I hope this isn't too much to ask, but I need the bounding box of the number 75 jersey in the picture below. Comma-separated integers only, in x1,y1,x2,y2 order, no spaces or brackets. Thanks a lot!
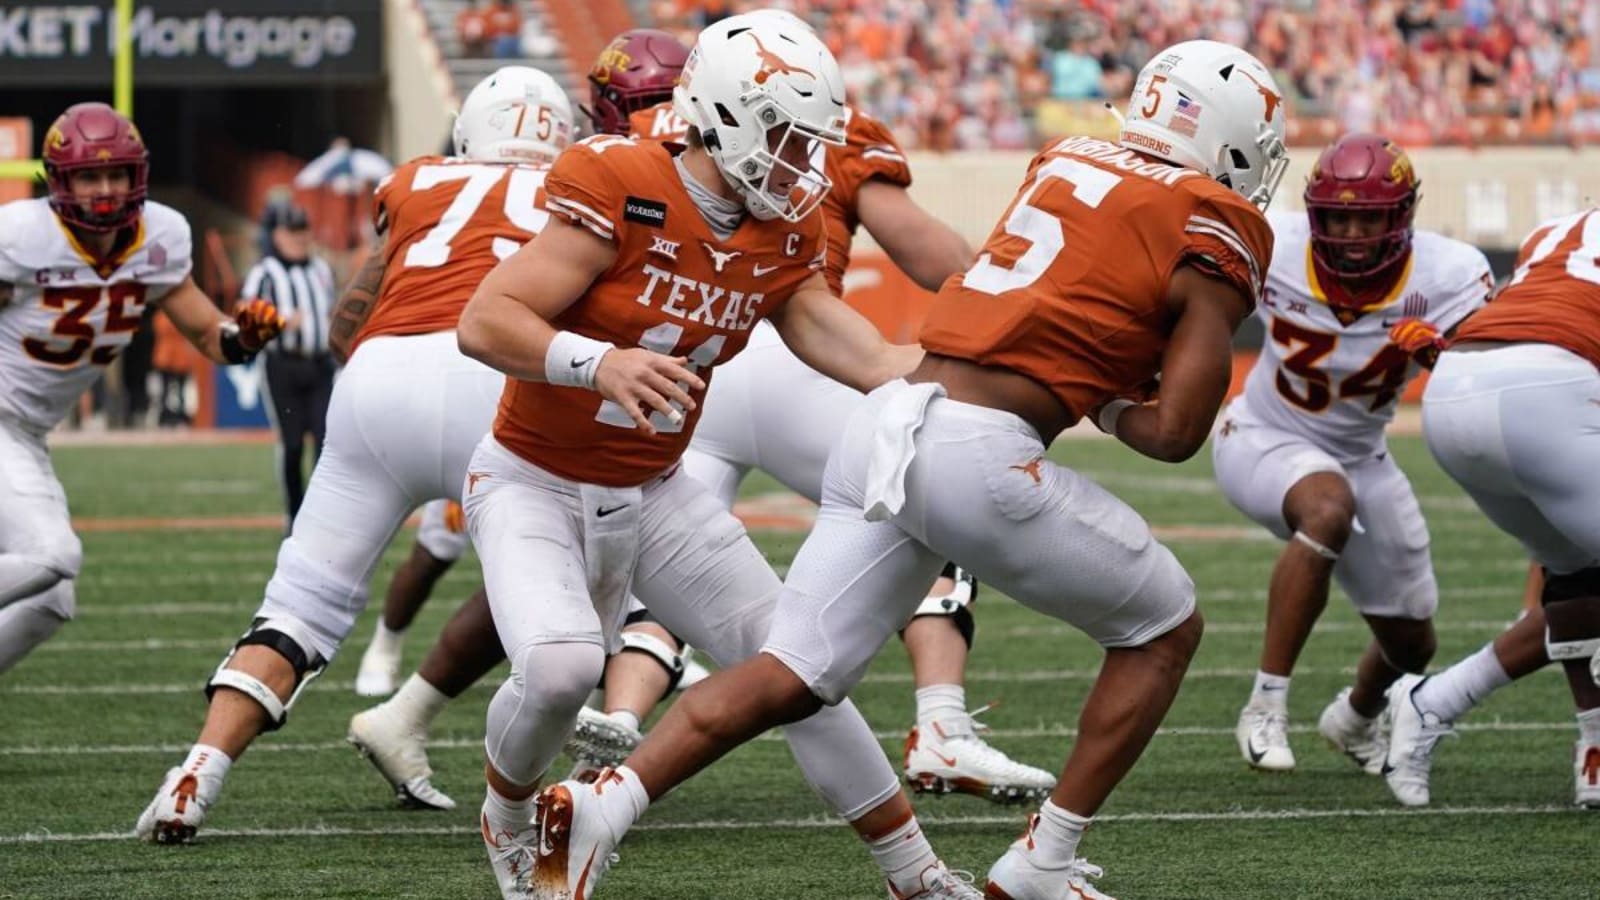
0,197,192,432
1230,210,1491,462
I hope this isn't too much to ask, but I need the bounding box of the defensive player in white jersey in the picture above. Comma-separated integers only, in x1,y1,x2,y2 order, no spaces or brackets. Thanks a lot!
134,68,577,842
1214,133,1493,772
0,102,284,674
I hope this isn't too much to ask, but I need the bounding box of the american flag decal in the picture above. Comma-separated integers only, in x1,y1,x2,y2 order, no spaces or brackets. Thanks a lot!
148,243,166,268
1402,292,1428,318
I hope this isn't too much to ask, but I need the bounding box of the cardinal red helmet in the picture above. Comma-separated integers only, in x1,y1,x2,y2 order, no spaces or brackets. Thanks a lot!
42,102,149,233
583,29,690,136
1304,133,1419,283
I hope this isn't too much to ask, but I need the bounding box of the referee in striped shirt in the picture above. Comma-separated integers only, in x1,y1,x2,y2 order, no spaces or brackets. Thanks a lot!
242,202,337,529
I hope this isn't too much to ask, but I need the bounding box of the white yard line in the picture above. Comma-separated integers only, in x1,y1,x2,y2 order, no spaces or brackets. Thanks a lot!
0,803,1577,845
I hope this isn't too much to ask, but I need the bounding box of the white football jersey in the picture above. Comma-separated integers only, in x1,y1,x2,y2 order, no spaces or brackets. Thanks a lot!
0,198,192,431
1230,210,1491,462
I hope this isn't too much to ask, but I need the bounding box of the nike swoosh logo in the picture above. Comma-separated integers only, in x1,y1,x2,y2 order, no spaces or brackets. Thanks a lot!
596,504,630,518
575,846,600,899
1247,739,1267,764
931,750,958,767
571,356,594,369
752,263,779,276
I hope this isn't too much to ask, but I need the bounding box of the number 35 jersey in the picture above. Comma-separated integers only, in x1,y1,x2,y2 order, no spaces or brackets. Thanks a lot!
0,197,192,432
492,137,827,487
1230,210,1491,462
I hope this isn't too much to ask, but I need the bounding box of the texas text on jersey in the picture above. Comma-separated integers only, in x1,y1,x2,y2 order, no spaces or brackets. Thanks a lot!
1229,209,1491,462
919,134,1274,422
354,156,554,353
0,197,192,432
492,135,827,486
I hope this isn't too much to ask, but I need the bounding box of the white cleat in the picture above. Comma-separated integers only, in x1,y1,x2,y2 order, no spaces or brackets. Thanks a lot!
135,766,217,845
888,862,985,899
564,708,641,781
1236,703,1295,771
1383,674,1454,807
1575,740,1600,809
528,776,626,900
984,818,1116,900
482,804,539,900
353,640,401,698
347,704,456,810
1317,688,1389,775
904,710,1056,804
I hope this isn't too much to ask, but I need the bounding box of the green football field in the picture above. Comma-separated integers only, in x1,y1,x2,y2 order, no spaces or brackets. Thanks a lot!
0,435,1592,899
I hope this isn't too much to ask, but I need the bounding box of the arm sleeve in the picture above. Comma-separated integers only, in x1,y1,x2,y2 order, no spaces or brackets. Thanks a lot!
840,112,912,190
543,142,620,244
1181,189,1274,307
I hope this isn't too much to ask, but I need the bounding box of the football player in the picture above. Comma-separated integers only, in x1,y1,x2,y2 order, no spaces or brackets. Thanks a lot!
134,67,576,840
565,11,1056,803
1385,207,1600,808
0,102,283,674
526,39,1286,900
457,15,977,900
1214,134,1492,773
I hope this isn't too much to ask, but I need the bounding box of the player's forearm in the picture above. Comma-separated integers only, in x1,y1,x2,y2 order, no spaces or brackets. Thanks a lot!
1106,402,1212,463
328,244,386,364
891,224,972,293
457,290,560,382
778,291,921,392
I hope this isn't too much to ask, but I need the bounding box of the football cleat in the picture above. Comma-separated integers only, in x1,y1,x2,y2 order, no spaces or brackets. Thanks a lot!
135,766,218,845
1317,688,1389,775
528,776,627,900
564,707,642,781
904,708,1056,804
1576,740,1600,809
483,804,540,900
1236,703,1295,771
1382,674,1455,807
348,704,457,810
888,862,986,899
353,638,402,698
984,819,1115,900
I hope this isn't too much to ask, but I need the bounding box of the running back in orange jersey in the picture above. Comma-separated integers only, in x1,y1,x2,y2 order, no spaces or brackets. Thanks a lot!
1454,208,1600,368
492,136,828,487
353,155,553,352
919,135,1273,422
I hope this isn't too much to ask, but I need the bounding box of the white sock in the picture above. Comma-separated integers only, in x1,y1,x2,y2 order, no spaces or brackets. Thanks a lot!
482,784,534,836
1027,799,1091,869
914,684,967,730
1250,671,1291,712
182,744,232,801
866,812,939,894
1577,707,1600,745
386,674,450,731
1331,690,1376,727
369,622,405,655
606,709,642,733
1413,645,1509,722
602,765,651,826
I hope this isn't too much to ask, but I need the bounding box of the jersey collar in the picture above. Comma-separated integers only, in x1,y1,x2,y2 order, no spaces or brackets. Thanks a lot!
59,217,146,279
1305,243,1413,326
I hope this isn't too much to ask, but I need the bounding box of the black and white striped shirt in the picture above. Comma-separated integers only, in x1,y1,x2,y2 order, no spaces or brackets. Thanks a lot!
241,255,337,357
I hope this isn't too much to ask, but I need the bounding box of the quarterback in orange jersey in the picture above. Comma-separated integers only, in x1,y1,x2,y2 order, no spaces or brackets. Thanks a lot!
135,67,576,843
536,38,1288,900
563,12,1057,804
0,102,284,674
1381,208,1600,810
456,15,977,900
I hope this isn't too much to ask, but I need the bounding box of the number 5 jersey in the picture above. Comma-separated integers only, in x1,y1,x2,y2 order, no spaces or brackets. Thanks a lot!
1228,210,1491,462
0,197,192,432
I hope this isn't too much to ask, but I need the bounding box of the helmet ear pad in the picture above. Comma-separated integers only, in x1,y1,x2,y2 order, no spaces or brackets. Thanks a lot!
585,28,691,136
1304,133,1420,280
43,102,149,233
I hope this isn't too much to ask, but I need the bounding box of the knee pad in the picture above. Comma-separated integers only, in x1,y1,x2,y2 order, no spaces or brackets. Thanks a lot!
206,617,328,731
1541,569,1600,664
902,563,978,648
616,628,688,692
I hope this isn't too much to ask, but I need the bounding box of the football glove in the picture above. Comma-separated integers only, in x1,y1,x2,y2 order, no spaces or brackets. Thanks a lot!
1388,317,1447,366
234,299,287,352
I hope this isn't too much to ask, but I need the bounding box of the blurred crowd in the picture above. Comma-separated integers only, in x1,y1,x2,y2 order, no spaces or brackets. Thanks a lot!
654,0,1600,150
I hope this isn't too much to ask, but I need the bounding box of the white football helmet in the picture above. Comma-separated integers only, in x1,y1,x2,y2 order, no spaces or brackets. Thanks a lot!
454,66,575,164
673,13,846,222
1119,40,1290,210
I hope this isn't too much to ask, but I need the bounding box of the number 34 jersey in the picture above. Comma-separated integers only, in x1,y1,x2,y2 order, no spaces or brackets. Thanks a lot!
0,197,192,432
1229,210,1491,463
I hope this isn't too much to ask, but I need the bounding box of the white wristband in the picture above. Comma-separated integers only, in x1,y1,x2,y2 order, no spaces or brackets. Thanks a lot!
544,330,615,390
1095,399,1136,436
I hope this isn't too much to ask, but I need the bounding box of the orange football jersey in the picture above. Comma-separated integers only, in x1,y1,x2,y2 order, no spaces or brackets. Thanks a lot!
630,102,913,298
919,135,1273,422
493,136,828,487
353,155,552,352
1453,208,1600,368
